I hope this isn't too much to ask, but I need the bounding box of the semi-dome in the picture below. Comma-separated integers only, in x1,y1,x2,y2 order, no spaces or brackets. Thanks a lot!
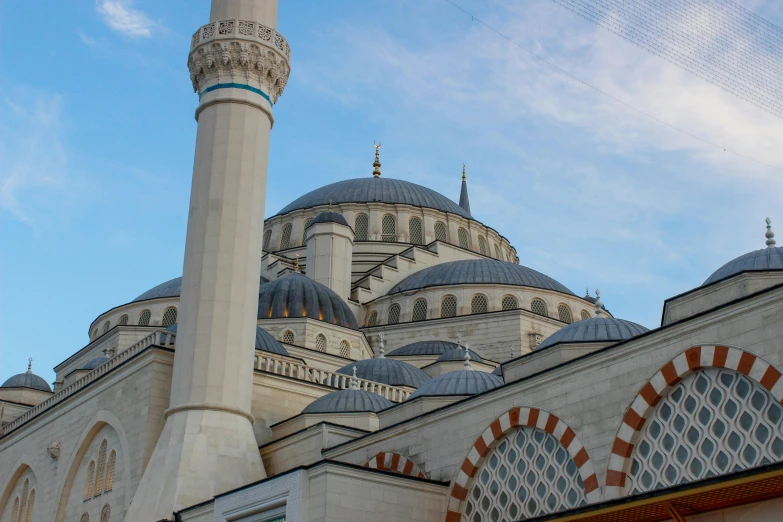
536,317,648,351
336,357,431,388
302,388,393,414
2,367,52,393
435,346,485,363
388,259,574,296
409,369,503,399
133,276,270,302
387,340,461,357
309,211,349,228
275,177,471,219
165,324,289,356
257,273,359,329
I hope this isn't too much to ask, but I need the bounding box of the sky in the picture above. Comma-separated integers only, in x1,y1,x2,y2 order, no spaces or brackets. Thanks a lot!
1,0,783,385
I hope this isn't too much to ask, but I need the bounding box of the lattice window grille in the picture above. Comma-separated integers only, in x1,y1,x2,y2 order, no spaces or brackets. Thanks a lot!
81,514,89,522
339,341,350,358
382,215,396,242
95,439,107,496
85,461,96,500
478,236,487,255
412,299,428,321
263,229,272,251
118,314,128,326
161,307,178,327
281,330,295,344
580,310,591,321
315,334,327,352
355,214,369,241
387,304,401,324
501,296,518,311
366,311,378,327
19,480,29,522
138,310,151,326
434,222,448,242
531,299,548,316
471,295,488,314
627,368,783,494
458,228,470,249
441,296,457,318
495,244,502,259
102,321,110,334
100,504,110,522
409,218,423,245
465,426,587,521
24,489,34,522
557,305,573,324
105,451,116,492
11,498,19,522
302,218,313,243
280,223,292,250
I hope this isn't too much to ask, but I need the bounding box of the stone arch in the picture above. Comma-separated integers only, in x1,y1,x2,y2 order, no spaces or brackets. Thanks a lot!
363,452,426,479
605,344,783,499
54,410,131,522
445,407,599,522
0,457,38,519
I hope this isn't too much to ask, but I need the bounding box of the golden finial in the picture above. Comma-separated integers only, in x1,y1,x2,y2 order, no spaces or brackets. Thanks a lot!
294,253,300,273
462,163,466,182
373,141,382,178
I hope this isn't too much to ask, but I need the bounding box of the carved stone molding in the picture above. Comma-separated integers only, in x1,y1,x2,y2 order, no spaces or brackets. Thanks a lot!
188,19,291,103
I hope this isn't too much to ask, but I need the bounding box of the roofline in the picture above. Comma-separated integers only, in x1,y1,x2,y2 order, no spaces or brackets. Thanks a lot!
360,306,571,329
259,421,370,449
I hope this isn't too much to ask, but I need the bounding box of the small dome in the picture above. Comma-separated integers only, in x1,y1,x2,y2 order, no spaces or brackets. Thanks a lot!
133,276,270,302
387,340,460,357
309,211,349,228
165,324,289,356
257,273,359,329
81,353,112,370
302,388,393,414
336,358,431,388
409,370,503,399
436,347,485,363
2,370,52,393
536,316,648,351
703,247,783,286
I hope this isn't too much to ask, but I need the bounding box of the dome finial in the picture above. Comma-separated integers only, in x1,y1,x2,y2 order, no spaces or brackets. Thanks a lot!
27,358,32,373
766,217,776,247
350,366,359,390
376,332,386,359
462,163,467,182
463,344,472,369
585,286,589,298
294,253,301,273
329,199,332,212
373,141,382,178
594,289,604,316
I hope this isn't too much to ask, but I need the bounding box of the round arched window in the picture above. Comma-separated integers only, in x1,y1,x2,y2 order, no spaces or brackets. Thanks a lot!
315,334,327,352
458,228,470,249
138,310,152,326
102,321,110,334
281,330,295,344
501,295,518,310
366,310,378,327
411,299,428,321
279,223,293,250
409,217,423,245
302,218,313,243
382,215,396,242
355,214,369,241
478,236,487,255
118,314,129,326
339,340,350,358
387,303,401,324
531,299,547,317
557,304,573,324
434,222,448,242
494,244,502,259
262,229,272,251
471,294,488,314
161,307,178,327
580,310,591,321
441,295,457,318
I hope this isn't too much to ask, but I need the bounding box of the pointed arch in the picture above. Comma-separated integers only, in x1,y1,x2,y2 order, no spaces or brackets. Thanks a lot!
446,407,599,522
363,452,427,479
84,461,96,500
605,345,783,498
94,439,108,496
104,450,117,492
0,457,38,520
24,488,35,522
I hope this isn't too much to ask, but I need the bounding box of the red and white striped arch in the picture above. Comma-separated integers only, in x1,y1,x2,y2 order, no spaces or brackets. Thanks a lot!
605,344,783,499
363,451,427,479
446,407,600,522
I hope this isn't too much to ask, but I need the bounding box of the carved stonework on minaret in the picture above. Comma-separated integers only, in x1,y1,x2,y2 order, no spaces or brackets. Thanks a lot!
188,19,291,103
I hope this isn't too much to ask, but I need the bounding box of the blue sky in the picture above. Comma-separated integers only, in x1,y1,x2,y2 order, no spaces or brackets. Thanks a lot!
2,0,783,384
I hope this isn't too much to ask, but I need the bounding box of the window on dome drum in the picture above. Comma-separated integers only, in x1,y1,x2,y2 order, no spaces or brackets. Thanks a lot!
507,249,513,262
471,294,489,314
441,295,457,318
85,460,96,500
580,309,591,321
315,334,327,352
412,299,428,321
382,215,396,242
478,236,487,255
302,218,313,244
105,450,116,492
494,244,502,259
95,439,107,496
531,299,548,317
409,217,423,245
81,514,89,522
161,307,178,327
557,304,573,324
627,369,783,494
387,303,401,324
92,329,98,340
138,310,151,326
280,223,292,250
102,321,110,334
366,311,378,327
501,295,518,310
465,426,587,521
281,330,295,344
458,228,470,249
355,214,369,241
118,314,128,326
263,229,272,251
434,221,448,242
339,340,350,358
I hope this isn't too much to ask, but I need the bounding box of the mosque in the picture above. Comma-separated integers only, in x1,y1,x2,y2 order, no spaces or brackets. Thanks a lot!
3,1,783,522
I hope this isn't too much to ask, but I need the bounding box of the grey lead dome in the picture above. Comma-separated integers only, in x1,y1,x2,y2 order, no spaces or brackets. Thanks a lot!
308,211,349,228
336,358,431,388
702,246,783,286
386,340,461,357
2,372,52,393
536,316,648,351
302,388,393,414
409,370,503,399
133,276,270,302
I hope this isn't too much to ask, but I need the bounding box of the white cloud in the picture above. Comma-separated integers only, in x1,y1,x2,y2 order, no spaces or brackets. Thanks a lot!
96,0,156,38
78,30,98,46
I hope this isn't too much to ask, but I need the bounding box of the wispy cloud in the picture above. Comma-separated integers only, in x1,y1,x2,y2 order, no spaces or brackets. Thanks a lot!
77,30,98,46
96,0,157,38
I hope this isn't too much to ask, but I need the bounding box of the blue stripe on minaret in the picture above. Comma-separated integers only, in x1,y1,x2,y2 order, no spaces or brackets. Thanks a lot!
200,83,272,103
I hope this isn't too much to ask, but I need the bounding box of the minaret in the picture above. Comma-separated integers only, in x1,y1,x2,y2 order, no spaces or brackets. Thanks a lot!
124,1,290,520
459,164,472,216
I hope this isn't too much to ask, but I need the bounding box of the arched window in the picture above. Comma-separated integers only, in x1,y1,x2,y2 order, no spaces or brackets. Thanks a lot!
262,229,272,251
507,249,513,262
118,314,128,326
409,217,423,245
458,228,469,249
441,295,457,318
471,294,488,314
501,295,518,310
138,310,151,326
494,244,501,259
24,489,35,522
100,504,111,522
580,309,590,321
19,479,29,522
557,304,573,324
102,321,110,334
302,218,313,244
105,450,117,492
381,215,396,242
95,439,108,496
315,334,327,352
84,461,96,500
366,311,378,327
11,497,19,522
281,330,295,344
531,299,548,316
339,340,350,358
627,368,783,494
387,304,401,324
354,214,369,241
80,514,89,522
92,329,98,340
161,307,178,327
434,221,448,242
478,236,487,255
279,223,292,250
411,299,428,321
465,426,587,520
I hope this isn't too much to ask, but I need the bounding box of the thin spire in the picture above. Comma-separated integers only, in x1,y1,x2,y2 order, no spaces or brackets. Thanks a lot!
585,286,589,298
27,358,32,373
766,217,776,247
372,141,382,178
294,253,300,273
462,163,467,182
594,289,605,316
329,199,332,212
459,165,471,216
376,332,386,359
463,343,472,369
350,366,359,390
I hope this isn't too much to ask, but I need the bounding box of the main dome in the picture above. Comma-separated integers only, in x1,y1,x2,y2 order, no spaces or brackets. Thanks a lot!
388,259,575,295
275,178,472,219
133,276,269,302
